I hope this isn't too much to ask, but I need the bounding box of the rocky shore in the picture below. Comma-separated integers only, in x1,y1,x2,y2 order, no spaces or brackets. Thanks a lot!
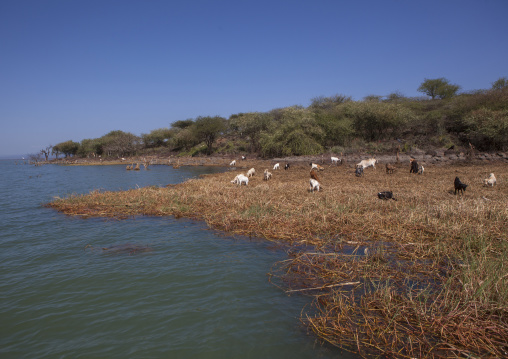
44,148,508,168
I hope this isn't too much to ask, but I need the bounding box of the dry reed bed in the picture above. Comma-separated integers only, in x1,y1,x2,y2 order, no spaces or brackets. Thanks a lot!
47,160,508,358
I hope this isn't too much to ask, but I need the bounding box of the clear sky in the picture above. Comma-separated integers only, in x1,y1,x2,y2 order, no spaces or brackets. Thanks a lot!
1,0,507,157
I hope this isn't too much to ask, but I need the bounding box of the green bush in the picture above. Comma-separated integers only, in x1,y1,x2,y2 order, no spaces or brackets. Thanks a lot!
463,108,508,151
259,107,324,157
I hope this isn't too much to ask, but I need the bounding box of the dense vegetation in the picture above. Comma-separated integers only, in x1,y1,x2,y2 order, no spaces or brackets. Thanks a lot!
47,78,508,160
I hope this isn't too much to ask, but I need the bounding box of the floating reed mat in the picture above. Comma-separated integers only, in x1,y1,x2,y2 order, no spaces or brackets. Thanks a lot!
47,161,508,357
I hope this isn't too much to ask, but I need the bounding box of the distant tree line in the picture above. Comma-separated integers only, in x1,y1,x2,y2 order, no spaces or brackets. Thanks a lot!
45,77,508,159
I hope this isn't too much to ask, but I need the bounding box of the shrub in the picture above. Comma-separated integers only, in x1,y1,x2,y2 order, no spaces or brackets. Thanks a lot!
462,108,508,151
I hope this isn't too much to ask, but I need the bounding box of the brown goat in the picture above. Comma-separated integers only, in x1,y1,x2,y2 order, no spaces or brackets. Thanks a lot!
310,169,320,182
386,163,396,174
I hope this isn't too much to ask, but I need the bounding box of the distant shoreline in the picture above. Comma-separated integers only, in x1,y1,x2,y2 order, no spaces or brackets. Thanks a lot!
29,149,508,168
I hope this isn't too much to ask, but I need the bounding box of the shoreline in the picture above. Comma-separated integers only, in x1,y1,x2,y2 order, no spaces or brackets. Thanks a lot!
32,148,508,168
46,159,508,357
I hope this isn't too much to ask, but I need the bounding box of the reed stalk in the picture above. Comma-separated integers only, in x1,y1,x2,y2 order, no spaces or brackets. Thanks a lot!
46,160,508,357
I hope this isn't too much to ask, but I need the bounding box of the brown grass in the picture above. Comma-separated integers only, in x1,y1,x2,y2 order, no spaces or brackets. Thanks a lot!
46,160,508,357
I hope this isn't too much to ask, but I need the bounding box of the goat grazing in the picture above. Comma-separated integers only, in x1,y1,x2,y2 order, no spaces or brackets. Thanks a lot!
355,166,364,177
310,169,320,182
385,163,396,174
229,160,236,166
331,156,340,165
263,169,272,181
454,177,468,195
484,173,496,186
418,164,425,175
246,168,256,177
273,163,280,170
378,191,396,200
284,163,290,170
241,155,246,160
410,158,419,174
231,174,249,186
310,163,325,171
309,178,320,192
356,158,377,170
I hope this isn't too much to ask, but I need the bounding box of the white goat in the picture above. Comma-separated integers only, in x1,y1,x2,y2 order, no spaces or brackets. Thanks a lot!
484,173,496,186
418,165,425,175
356,158,377,170
229,160,236,166
309,178,320,192
246,168,256,177
273,163,280,170
263,169,272,181
331,156,340,165
311,163,325,171
231,174,249,186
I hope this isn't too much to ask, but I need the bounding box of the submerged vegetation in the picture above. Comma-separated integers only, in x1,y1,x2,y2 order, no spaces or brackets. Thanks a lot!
47,159,508,357
39,78,508,163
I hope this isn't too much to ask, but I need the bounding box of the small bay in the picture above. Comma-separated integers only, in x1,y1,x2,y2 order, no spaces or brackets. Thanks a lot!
0,161,351,358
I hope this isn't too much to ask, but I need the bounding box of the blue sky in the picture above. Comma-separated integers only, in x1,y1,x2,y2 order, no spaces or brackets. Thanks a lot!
1,0,507,157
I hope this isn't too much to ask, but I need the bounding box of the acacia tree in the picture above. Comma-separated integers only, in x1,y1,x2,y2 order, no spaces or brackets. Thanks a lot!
53,140,79,157
193,116,226,155
492,77,508,90
100,131,141,157
417,78,460,99
77,138,103,158
141,128,173,148
229,112,271,152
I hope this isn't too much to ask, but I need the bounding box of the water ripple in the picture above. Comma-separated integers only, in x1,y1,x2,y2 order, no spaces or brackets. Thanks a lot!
0,162,350,358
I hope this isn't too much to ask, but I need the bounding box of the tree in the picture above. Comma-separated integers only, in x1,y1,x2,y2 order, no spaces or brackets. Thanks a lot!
228,112,271,152
51,146,61,159
363,95,382,102
463,108,508,151
77,138,103,158
309,94,352,110
193,116,226,155
141,128,173,148
345,102,413,141
417,78,460,99
385,91,406,102
40,145,52,161
492,77,508,90
259,107,324,157
100,130,141,157
53,140,79,157
28,152,42,164
171,119,194,129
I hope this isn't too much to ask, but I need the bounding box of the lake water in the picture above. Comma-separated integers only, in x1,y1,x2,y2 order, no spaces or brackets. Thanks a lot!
0,161,353,358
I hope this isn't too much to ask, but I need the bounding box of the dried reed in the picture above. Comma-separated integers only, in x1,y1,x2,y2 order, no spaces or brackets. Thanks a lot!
46,160,508,357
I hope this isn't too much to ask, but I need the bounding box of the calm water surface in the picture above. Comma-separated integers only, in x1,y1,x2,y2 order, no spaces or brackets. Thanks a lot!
0,161,353,358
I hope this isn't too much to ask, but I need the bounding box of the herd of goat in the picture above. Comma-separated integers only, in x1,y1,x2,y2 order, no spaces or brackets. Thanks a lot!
229,156,498,198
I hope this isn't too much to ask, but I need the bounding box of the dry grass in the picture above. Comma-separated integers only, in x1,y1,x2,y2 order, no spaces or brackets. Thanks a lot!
47,159,508,358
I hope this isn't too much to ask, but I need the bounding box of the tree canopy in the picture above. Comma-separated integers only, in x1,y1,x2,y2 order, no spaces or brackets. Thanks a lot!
492,77,508,90
43,76,508,157
193,116,226,155
417,78,460,99
53,140,79,157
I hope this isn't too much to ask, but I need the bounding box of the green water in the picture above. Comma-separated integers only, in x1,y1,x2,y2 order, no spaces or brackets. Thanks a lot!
0,161,352,358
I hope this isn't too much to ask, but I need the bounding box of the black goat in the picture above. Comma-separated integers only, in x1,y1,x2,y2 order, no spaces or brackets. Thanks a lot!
355,166,364,177
378,191,397,201
454,177,468,195
284,163,290,170
410,158,419,174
